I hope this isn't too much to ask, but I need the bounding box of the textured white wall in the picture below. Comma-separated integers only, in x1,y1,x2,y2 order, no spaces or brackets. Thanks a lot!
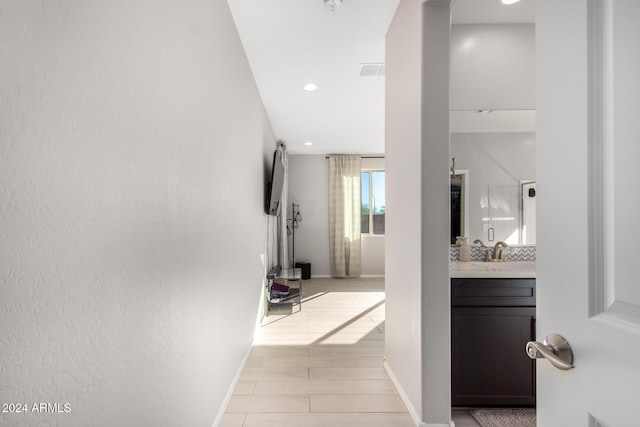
0,1,275,426
287,155,385,277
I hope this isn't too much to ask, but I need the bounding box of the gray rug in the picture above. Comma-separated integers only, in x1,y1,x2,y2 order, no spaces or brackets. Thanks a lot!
469,409,536,427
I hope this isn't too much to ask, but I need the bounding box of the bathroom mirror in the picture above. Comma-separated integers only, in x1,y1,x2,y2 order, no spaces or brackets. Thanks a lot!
449,18,536,247
450,132,536,245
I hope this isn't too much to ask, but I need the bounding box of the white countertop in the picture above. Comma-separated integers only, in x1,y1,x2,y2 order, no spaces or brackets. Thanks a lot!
449,261,536,278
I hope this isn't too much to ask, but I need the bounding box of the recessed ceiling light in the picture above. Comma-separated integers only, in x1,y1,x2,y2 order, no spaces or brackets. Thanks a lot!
499,0,521,4
324,0,342,12
303,83,318,92
304,141,313,146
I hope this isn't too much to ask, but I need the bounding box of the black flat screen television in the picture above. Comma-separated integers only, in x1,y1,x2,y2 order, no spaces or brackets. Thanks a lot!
265,149,285,215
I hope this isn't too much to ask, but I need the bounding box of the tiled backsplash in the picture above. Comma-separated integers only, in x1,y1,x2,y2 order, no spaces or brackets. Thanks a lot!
450,245,536,262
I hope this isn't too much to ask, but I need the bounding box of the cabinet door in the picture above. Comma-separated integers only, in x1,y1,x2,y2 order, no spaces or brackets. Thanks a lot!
452,306,536,406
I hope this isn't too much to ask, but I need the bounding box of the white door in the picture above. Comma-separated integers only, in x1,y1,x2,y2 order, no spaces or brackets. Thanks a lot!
537,1,640,425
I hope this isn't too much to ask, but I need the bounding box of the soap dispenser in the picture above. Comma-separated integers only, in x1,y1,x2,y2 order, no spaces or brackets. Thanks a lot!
457,236,471,262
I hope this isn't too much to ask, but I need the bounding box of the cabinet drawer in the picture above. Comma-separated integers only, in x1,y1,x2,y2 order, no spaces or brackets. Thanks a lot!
452,278,536,307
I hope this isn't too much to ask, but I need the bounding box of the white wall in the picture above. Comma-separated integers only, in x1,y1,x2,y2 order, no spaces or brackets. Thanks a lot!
419,3,452,424
0,2,275,426
385,0,424,422
451,132,536,243
361,237,385,276
287,155,330,275
386,1,451,425
287,155,385,277
451,24,535,111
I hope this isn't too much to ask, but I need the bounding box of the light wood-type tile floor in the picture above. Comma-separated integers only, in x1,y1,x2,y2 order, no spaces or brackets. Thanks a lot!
220,277,415,427
451,409,481,427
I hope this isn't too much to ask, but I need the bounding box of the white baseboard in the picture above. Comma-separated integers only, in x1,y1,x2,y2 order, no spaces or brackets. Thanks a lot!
211,341,253,427
383,360,454,427
384,360,424,427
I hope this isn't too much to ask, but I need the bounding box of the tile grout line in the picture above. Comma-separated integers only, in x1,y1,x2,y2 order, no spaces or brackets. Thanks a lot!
223,278,414,426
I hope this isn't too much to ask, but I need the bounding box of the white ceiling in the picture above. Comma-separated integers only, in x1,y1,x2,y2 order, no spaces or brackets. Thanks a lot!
228,0,535,155
452,0,535,24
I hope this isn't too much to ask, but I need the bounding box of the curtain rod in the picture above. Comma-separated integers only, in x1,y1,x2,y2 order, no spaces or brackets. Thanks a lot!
324,155,385,159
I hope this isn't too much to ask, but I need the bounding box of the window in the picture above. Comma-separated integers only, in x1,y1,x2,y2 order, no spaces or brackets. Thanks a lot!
361,170,385,235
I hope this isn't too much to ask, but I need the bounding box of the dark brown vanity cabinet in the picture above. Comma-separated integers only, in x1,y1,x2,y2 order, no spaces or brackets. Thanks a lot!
451,278,536,407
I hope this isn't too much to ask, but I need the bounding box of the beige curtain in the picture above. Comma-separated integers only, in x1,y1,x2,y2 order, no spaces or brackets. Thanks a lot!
279,144,289,268
329,155,361,278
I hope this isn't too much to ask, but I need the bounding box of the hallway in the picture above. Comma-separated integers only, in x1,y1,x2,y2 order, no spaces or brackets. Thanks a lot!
220,277,414,427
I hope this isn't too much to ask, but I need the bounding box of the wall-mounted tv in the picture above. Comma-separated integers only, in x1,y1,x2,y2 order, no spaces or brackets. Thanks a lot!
265,149,285,216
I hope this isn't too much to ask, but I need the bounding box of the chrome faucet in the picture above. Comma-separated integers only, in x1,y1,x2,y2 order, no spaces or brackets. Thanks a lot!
484,242,509,262
486,241,509,262
473,239,486,247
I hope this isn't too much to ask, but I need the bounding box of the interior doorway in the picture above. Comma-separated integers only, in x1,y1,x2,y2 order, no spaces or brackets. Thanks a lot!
450,170,469,244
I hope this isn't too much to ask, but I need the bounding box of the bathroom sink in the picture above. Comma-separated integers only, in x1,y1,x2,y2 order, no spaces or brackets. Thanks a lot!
467,261,535,272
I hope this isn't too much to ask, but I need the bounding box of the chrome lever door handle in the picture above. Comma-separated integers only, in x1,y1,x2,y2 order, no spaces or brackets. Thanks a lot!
526,333,574,370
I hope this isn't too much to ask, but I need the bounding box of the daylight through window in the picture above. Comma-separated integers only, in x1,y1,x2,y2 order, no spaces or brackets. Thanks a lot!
361,171,385,235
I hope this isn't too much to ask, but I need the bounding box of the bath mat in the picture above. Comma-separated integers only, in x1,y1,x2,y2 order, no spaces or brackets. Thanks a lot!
469,408,536,427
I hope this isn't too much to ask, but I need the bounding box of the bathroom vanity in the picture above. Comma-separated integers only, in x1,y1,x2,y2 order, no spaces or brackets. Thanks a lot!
450,262,536,407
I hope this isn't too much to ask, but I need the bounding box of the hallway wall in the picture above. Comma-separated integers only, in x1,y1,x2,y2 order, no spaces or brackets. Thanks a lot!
386,0,452,425
0,1,275,426
385,0,424,422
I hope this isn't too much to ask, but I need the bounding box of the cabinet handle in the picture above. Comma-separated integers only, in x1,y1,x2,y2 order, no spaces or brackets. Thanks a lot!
526,333,574,370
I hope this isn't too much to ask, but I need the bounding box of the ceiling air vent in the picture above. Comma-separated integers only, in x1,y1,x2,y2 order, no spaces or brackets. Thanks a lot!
359,63,385,77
